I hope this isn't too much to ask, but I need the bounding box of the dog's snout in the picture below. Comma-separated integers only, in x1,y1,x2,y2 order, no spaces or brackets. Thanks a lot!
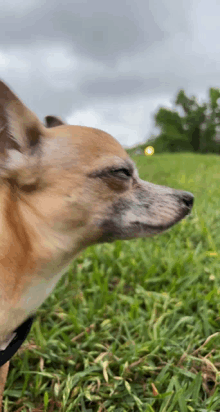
179,191,194,212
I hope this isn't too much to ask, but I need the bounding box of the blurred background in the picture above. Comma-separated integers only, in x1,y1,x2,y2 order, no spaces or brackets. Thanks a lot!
1,0,220,153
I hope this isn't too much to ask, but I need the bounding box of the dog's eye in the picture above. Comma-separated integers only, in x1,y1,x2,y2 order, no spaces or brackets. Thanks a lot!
110,168,131,178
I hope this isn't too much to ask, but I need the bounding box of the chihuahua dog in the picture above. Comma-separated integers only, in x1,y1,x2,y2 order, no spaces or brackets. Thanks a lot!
0,80,193,410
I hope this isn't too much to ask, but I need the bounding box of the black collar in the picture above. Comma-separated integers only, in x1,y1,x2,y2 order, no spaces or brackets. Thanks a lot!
0,315,35,367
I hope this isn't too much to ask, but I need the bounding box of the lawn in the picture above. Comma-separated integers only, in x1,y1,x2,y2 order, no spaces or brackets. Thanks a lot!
4,152,220,412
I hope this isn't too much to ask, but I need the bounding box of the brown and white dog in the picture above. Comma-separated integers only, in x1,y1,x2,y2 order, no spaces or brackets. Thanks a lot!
0,80,194,410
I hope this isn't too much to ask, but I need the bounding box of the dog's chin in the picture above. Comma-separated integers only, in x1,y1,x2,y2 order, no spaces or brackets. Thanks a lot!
97,212,190,244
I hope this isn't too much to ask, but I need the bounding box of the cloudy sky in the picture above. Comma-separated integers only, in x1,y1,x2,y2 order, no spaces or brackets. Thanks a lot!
0,0,219,147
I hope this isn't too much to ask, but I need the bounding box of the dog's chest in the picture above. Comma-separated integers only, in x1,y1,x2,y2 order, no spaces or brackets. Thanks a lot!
0,265,70,341
18,266,69,313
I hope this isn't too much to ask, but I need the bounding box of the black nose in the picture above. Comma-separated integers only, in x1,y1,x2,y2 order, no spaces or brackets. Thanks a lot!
181,191,194,211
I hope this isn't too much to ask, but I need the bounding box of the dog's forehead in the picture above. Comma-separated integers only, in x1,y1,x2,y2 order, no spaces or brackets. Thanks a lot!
72,125,126,153
46,124,129,166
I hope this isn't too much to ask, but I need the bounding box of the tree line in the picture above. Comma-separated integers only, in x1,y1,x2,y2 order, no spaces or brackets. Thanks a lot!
146,88,220,154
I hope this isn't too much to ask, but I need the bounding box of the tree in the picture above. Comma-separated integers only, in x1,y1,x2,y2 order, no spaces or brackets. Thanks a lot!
150,88,220,154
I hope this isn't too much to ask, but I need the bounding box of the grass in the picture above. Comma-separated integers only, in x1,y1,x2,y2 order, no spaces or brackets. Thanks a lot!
3,152,220,412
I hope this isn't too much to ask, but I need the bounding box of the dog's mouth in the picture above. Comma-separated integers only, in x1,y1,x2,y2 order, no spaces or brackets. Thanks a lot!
94,186,194,244
97,207,191,244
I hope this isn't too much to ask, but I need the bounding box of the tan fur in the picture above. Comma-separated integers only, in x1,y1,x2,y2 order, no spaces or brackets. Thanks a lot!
0,81,194,410
0,362,9,409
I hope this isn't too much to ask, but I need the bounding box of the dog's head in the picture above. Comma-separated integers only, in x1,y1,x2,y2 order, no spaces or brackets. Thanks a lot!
0,80,193,256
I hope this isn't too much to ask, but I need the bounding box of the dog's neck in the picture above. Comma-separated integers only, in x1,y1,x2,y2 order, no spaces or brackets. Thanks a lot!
0,185,85,341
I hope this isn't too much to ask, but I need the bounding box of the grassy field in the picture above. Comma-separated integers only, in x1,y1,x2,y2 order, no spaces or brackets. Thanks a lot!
4,152,220,412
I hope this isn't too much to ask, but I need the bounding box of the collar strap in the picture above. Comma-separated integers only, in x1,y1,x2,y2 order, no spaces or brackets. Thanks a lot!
0,315,35,367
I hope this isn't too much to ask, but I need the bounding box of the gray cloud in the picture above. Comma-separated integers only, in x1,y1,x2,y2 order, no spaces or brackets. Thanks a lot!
0,0,190,62
0,0,219,146
79,72,190,99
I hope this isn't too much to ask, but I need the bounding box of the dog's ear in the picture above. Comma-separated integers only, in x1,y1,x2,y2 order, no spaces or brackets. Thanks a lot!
45,115,65,128
0,80,45,188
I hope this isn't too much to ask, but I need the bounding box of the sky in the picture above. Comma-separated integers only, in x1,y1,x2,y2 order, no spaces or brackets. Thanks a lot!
0,0,220,148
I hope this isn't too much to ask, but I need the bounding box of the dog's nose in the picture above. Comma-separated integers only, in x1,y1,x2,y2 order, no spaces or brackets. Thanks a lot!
180,191,194,211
